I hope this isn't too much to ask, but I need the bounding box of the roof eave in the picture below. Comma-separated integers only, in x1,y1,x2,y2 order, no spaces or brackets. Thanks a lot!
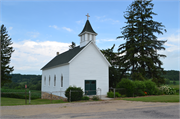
41,63,69,70
78,31,98,36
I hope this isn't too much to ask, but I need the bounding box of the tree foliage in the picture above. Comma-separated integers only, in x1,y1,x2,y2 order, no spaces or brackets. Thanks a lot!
101,44,121,88
1,24,15,86
117,0,167,86
69,42,76,49
2,74,41,90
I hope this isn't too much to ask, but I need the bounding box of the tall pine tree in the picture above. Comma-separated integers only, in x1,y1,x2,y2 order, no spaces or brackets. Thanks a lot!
117,0,167,86
1,24,15,86
101,44,121,88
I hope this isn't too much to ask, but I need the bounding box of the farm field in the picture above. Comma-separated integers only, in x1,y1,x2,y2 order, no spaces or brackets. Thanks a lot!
1,88,41,99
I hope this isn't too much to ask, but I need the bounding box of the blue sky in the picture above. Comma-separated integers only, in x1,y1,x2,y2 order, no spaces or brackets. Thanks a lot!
1,0,179,74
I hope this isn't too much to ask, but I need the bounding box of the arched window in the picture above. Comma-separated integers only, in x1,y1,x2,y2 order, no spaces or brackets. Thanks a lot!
54,75,56,86
49,76,50,86
61,75,63,87
44,76,46,85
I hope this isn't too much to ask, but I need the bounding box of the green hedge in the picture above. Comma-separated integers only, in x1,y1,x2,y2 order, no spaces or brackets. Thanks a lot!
134,80,146,96
144,80,156,95
1,92,41,100
65,86,83,102
116,79,162,97
116,78,135,97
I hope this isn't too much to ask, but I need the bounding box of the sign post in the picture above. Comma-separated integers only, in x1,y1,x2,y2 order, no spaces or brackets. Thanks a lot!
25,85,27,104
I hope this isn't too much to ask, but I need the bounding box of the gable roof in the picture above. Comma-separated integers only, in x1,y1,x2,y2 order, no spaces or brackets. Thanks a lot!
41,46,85,70
79,20,97,35
69,41,111,67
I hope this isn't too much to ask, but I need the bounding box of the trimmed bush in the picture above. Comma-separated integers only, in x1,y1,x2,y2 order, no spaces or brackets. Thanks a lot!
115,92,121,97
134,80,146,96
116,78,135,97
107,91,114,98
81,96,89,100
92,96,99,101
107,91,121,98
65,86,83,102
144,80,156,95
154,86,163,95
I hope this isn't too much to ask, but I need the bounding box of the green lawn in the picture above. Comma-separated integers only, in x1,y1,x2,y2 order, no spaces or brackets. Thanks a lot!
169,84,179,89
121,95,179,102
1,97,67,106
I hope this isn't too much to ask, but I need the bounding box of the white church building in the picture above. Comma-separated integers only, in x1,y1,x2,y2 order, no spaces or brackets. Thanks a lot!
41,14,111,98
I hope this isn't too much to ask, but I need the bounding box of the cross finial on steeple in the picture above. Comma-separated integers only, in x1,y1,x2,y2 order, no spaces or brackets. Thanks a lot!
86,13,90,20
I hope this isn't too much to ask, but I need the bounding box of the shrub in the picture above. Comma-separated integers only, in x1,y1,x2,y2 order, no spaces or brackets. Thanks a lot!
81,96,89,100
159,85,176,95
116,78,135,97
107,91,121,98
92,96,99,101
121,95,126,97
154,86,163,95
144,80,156,95
174,88,179,95
134,80,146,96
115,92,121,97
65,86,83,102
107,91,114,98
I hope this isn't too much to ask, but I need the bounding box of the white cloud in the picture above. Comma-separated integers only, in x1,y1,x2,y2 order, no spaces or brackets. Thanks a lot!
9,27,13,30
101,39,116,42
27,32,40,38
62,27,73,32
76,20,84,24
49,25,60,30
96,15,120,24
11,40,71,74
97,39,117,44
157,33,180,70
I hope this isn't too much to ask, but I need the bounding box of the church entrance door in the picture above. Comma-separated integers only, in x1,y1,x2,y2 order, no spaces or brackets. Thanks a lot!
85,80,96,95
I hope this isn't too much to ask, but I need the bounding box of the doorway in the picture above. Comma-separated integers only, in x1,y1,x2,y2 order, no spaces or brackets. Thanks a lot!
85,80,96,95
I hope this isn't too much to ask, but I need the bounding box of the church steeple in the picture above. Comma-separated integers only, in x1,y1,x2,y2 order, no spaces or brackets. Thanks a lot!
79,13,97,47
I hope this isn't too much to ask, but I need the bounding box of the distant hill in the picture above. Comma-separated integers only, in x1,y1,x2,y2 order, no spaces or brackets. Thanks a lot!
2,70,179,90
161,70,179,81
2,74,41,90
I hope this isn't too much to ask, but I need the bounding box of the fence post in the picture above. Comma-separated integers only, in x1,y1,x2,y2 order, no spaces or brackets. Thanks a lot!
114,88,115,98
51,92,52,103
25,88,27,104
99,88,101,99
69,90,71,102
29,91,31,104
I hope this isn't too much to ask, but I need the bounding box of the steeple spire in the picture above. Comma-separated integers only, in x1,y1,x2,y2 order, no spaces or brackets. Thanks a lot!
79,14,98,48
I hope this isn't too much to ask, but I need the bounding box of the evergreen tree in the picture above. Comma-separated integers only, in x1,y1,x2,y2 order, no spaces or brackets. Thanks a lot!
101,45,121,88
69,42,76,49
1,24,15,86
117,0,167,86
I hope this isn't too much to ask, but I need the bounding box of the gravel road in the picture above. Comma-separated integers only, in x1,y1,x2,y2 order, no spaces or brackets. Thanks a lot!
1,100,179,119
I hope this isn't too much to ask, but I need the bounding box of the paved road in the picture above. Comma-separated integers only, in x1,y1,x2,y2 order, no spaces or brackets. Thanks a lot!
1,100,179,119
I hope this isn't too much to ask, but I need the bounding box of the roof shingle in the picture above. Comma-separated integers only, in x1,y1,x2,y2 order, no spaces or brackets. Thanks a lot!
41,46,85,70
79,20,97,35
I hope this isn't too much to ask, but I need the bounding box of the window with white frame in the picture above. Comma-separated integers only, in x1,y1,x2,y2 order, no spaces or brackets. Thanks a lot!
61,75,63,87
49,76,50,86
54,75,56,86
44,76,46,85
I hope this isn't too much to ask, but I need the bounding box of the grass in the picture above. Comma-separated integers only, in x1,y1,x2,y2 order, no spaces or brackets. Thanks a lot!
121,95,179,102
169,84,179,89
1,88,41,99
1,97,67,106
